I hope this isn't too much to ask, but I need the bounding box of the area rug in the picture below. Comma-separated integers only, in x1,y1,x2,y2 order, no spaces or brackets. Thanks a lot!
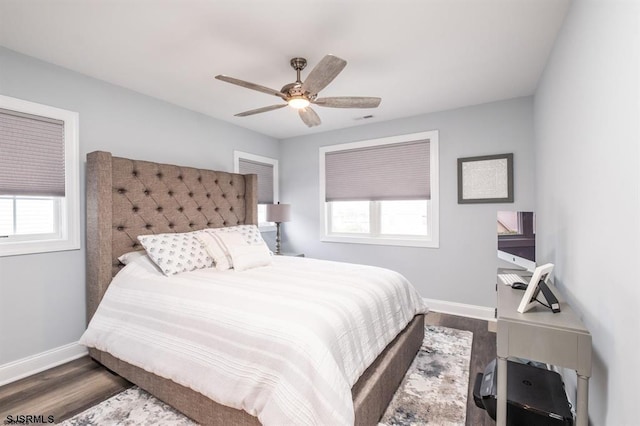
61,325,472,426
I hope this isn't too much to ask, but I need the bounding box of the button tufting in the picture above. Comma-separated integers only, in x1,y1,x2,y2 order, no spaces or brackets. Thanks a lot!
117,188,125,194
132,171,138,177
229,181,233,185
222,194,226,198
223,221,227,225
178,207,184,212
145,224,152,230
132,243,139,247
132,207,139,212
206,193,211,198
178,175,183,180
144,190,150,195
197,176,202,182
157,173,163,178
169,223,175,228
188,192,194,197
168,191,174,196
215,207,219,212
229,206,234,211
157,207,163,212
189,223,194,227
197,206,202,211
214,179,218,184
117,226,124,231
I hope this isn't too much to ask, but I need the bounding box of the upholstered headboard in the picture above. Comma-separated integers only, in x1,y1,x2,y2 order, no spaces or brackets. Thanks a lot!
86,151,258,322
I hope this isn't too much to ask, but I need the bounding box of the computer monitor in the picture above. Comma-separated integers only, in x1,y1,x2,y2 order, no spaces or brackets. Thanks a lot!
497,211,536,273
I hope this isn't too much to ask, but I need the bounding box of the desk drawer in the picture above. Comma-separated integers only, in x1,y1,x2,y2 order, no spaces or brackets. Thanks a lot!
501,322,579,369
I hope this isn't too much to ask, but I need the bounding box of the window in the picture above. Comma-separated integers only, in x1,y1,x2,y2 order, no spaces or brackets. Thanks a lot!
234,151,278,231
319,130,439,247
0,95,80,257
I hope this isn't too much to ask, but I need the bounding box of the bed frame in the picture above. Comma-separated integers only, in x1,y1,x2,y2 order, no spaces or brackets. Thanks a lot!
85,151,424,426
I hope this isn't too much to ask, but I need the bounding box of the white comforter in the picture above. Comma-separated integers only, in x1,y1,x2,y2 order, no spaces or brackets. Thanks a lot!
80,255,427,426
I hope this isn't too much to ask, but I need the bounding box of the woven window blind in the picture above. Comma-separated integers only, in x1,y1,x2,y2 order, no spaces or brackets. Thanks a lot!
325,139,430,201
238,158,274,204
0,108,65,197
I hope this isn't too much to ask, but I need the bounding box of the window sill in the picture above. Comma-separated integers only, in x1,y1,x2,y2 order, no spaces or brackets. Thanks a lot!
321,235,439,248
0,238,80,257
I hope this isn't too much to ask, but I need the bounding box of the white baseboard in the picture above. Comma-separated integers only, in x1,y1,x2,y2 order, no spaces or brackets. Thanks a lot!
424,298,496,322
0,342,87,387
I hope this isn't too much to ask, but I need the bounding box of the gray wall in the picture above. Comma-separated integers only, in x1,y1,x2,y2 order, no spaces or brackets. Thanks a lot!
534,0,639,424
0,47,279,365
279,97,536,307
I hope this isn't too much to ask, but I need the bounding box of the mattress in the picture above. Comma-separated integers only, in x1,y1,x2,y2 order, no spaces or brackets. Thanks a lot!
80,255,427,425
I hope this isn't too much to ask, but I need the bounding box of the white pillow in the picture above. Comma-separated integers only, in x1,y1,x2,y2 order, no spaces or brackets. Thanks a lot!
196,232,232,271
201,225,272,269
137,230,213,276
117,250,147,265
209,224,266,245
214,231,272,272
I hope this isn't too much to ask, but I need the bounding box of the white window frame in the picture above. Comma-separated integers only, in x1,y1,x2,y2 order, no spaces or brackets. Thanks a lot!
319,130,439,248
0,95,80,257
233,151,278,232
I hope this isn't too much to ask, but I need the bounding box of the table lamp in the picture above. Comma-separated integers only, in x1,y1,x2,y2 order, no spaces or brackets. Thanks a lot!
266,202,291,255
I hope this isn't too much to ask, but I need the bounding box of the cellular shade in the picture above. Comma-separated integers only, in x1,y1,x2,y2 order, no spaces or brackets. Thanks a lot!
0,108,65,197
238,158,274,204
325,139,430,201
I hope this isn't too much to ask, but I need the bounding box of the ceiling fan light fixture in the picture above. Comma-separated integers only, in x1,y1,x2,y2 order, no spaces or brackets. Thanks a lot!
288,96,310,109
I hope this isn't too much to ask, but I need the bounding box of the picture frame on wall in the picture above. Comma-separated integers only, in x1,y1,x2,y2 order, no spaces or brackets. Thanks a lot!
457,153,513,204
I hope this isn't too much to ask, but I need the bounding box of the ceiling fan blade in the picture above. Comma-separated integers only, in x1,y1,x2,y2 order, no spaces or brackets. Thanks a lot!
215,75,287,100
298,107,321,127
301,55,347,96
314,97,381,108
235,104,287,117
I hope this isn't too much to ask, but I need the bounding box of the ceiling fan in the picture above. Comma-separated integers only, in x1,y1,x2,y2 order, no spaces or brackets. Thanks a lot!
215,55,381,128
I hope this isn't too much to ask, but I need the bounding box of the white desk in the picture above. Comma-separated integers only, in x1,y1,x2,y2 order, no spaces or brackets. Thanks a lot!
496,281,591,426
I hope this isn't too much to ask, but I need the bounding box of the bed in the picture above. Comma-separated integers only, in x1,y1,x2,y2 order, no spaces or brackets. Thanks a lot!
83,150,426,426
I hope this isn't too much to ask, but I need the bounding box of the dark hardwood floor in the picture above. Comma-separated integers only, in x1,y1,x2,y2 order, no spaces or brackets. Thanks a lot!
0,356,131,424
0,312,496,425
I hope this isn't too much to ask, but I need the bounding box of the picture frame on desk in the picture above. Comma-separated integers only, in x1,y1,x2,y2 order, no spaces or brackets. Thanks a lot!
517,263,560,313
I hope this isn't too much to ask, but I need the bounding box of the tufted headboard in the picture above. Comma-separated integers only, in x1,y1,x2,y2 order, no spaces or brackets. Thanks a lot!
86,151,258,323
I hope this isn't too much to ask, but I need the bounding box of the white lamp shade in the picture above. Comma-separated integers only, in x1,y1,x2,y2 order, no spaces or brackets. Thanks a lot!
266,203,291,223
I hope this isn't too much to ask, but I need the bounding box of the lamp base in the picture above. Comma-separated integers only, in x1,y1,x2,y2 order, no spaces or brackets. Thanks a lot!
275,222,282,255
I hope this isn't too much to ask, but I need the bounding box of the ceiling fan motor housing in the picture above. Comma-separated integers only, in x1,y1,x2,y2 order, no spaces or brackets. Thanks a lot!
281,82,315,100
290,57,307,71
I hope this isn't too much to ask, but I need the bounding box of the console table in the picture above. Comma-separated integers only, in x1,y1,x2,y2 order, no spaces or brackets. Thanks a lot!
496,281,592,426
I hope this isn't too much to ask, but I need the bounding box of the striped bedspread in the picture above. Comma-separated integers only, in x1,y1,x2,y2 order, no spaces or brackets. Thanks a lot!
80,255,427,426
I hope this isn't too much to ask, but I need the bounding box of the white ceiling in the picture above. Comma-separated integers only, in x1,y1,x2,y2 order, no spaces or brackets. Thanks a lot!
0,0,570,139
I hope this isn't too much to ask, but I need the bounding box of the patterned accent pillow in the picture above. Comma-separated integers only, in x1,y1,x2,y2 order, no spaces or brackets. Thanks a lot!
209,224,266,245
137,231,214,276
